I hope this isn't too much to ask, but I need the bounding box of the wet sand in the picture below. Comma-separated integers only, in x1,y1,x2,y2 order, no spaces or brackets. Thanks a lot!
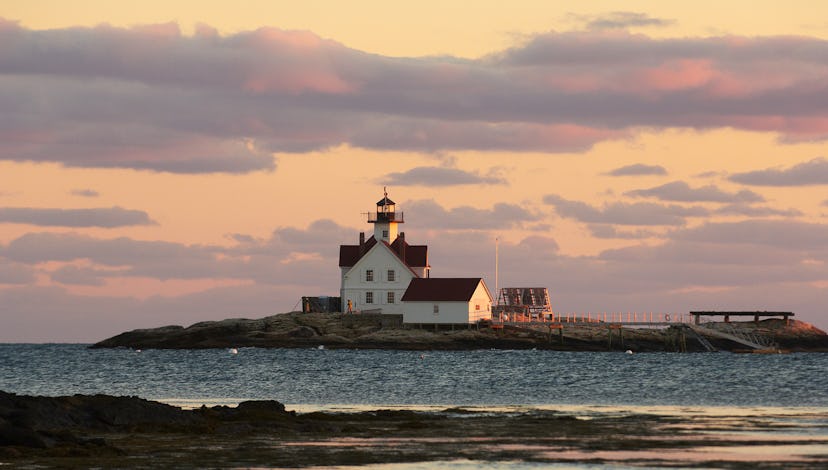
2,392,826,468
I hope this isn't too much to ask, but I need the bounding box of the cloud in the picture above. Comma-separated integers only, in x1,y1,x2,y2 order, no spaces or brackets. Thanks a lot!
0,207,156,227
675,219,828,250
516,235,560,254
587,224,656,239
0,259,36,284
382,166,506,187
729,157,828,186
0,284,310,342
4,232,220,267
695,170,725,178
571,11,677,31
2,219,357,285
50,265,112,286
404,199,541,230
607,163,667,176
70,189,100,198
543,194,708,226
270,219,357,254
625,181,764,202
715,204,802,217
3,218,828,341
3,21,828,173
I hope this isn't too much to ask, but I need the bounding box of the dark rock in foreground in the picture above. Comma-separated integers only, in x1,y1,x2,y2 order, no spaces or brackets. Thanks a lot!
2,391,827,468
91,312,828,352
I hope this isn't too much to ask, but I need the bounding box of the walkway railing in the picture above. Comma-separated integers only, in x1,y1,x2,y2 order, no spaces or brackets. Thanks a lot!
493,311,692,325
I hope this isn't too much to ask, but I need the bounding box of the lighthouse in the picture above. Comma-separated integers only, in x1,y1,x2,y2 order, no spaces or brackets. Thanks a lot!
339,189,428,315
368,187,404,243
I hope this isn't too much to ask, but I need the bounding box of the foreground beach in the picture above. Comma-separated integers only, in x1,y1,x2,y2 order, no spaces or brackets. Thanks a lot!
2,391,827,468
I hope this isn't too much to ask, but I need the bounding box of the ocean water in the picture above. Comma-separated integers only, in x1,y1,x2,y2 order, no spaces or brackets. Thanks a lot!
3,345,828,467
1,344,826,409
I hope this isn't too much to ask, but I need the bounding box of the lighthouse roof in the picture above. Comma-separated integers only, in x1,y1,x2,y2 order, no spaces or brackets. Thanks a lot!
339,235,427,268
376,196,395,206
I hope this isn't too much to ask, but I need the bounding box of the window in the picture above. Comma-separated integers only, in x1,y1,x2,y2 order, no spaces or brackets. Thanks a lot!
475,304,480,311
433,304,439,314
382,230,389,238
366,292,374,304
387,291,395,304
366,269,373,282
387,269,395,282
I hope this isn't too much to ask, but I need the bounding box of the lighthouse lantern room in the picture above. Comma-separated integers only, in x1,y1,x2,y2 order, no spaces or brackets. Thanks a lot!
368,187,404,243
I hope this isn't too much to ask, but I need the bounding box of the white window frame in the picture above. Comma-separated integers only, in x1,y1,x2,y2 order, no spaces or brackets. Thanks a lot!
387,269,395,282
366,269,374,282
387,291,395,304
366,291,374,304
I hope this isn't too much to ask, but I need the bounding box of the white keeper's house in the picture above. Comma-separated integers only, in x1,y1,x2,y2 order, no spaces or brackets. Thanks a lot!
339,190,492,324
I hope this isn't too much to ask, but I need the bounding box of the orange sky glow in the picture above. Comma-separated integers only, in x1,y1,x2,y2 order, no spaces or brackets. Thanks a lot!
1,1,827,341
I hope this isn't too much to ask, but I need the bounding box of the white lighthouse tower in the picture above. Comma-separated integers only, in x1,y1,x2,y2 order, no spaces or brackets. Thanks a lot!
368,187,403,243
339,189,428,314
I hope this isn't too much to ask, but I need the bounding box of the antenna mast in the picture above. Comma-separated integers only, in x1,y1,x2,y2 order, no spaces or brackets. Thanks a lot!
495,237,499,305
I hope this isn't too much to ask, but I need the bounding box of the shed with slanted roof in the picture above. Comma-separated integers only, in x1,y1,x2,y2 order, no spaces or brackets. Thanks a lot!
401,278,492,324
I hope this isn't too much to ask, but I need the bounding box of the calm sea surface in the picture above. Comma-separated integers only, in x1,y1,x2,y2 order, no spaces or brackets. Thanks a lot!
1,344,826,409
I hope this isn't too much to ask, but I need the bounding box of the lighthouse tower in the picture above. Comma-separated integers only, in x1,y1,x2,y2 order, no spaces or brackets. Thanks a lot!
368,187,404,243
338,189,429,314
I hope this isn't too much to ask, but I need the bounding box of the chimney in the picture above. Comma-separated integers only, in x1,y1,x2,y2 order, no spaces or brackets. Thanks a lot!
359,232,366,256
399,232,406,263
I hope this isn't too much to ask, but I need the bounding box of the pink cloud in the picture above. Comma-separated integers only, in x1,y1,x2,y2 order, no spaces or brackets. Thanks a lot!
3,22,828,172
636,59,716,91
238,27,356,94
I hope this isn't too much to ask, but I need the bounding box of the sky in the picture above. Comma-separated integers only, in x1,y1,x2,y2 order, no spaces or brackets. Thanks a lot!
1,1,828,342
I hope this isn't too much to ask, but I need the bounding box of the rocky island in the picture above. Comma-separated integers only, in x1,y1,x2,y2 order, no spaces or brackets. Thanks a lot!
92,312,828,352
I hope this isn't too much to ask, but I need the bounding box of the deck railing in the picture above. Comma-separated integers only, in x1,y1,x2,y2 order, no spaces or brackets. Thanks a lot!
492,311,692,325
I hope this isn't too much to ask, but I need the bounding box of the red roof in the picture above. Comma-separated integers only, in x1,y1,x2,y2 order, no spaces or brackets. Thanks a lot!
339,235,428,268
401,278,487,302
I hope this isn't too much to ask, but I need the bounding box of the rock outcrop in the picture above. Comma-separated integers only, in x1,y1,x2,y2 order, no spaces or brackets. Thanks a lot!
91,312,828,352
3,391,826,468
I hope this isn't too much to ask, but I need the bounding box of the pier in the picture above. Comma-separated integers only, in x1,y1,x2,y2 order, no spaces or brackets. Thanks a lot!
689,311,794,325
489,311,783,352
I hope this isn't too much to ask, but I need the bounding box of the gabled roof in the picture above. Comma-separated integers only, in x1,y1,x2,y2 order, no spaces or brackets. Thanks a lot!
401,278,489,302
338,236,377,267
345,239,419,278
389,236,428,268
339,235,428,268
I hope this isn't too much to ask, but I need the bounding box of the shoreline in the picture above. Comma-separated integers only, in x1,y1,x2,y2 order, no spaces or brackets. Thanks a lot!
91,311,828,352
2,391,827,468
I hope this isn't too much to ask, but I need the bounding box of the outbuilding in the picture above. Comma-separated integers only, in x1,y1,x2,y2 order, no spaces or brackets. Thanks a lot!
401,278,492,324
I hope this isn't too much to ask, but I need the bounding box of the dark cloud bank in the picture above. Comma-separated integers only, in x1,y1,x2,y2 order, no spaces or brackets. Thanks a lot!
0,207,155,228
2,19,828,173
